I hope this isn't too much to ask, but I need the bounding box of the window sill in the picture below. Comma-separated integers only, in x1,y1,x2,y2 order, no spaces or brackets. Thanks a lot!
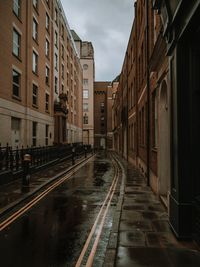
13,11,22,23
32,104,38,109
33,37,39,46
32,71,39,77
12,53,22,62
12,95,21,101
33,6,39,16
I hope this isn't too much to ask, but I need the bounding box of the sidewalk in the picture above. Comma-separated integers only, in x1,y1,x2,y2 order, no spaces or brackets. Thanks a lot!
104,155,200,267
0,154,91,218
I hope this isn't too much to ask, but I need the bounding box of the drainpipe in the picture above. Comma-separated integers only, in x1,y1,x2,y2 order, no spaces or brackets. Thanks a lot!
126,52,129,161
146,0,150,186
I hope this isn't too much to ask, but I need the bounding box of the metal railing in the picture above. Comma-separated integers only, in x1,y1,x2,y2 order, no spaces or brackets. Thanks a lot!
0,143,92,175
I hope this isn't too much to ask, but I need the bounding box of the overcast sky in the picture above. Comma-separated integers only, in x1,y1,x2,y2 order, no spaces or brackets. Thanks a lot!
61,0,134,81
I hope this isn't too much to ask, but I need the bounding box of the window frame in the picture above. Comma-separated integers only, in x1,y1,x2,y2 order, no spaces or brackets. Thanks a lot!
83,89,89,99
12,69,21,98
33,18,38,42
32,83,38,107
13,0,21,18
13,28,21,58
45,93,49,112
32,121,37,147
32,51,38,74
45,39,50,58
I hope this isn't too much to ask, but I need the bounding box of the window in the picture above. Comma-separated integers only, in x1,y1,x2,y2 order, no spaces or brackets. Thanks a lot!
13,0,20,17
45,39,49,57
83,89,89,99
33,18,38,41
55,53,58,70
46,13,50,31
101,116,105,121
32,84,38,106
55,8,58,24
32,121,37,147
61,84,64,93
13,29,20,57
83,64,88,70
62,64,64,79
83,79,88,86
83,103,88,112
54,30,58,47
55,77,58,93
100,102,105,113
33,0,38,10
12,70,20,97
45,125,49,146
45,93,49,111
83,114,88,124
45,66,49,85
32,51,38,74
61,24,64,39
61,45,64,59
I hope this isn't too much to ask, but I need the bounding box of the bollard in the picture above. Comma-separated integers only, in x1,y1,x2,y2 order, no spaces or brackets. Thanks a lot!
22,154,31,187
84,146,87,158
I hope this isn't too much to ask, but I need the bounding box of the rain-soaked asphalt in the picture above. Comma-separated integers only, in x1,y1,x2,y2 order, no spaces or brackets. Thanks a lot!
0,152,119,267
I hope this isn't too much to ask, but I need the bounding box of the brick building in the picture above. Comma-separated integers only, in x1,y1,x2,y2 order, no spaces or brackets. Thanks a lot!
72,31,95,147
113,0,169,202
0,0,83,148
94,80,118,150
113,0,200,244
94,82,110,149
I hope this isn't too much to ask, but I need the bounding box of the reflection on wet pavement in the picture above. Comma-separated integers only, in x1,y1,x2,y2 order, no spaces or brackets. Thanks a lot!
0,153,117,267
116,157,200,267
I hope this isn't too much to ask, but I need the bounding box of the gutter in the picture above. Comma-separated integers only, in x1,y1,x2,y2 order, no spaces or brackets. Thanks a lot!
146,0,150,186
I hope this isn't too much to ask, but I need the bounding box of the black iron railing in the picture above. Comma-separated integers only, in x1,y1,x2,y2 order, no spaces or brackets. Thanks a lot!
0,143,92,176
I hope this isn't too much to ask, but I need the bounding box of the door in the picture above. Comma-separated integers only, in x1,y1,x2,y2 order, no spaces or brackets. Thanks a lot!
11,117,21,148
191,43,200,244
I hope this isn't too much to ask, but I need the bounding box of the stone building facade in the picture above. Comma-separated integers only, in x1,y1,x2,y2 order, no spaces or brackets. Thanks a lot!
72,31,95,147
0,0,83,148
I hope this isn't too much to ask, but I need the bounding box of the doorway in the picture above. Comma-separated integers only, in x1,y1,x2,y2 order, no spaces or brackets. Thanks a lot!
11,117,21,148
158,80,170,207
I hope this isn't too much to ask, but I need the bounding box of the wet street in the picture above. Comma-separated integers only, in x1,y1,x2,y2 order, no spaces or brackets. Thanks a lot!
0,152,119,267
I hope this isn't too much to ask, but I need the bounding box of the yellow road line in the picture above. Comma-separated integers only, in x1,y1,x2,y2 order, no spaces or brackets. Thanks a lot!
0,155,94,231
85,166,119,267
75,158,120,267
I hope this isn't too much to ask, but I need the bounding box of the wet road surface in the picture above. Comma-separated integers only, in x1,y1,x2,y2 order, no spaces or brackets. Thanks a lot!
0,152,119,267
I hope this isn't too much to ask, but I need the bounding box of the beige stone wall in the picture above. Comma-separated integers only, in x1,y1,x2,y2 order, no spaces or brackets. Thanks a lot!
0,0,83,146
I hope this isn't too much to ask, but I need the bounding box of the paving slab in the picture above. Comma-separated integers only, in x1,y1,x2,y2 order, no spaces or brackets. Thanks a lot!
106,153,200,267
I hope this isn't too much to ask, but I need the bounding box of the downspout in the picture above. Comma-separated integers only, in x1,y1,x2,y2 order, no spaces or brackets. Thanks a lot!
146,0,150,186
126,52,129,160
25,0,30,146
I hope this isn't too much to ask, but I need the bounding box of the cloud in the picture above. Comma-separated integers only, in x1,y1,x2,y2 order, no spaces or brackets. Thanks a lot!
61,0,134,81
